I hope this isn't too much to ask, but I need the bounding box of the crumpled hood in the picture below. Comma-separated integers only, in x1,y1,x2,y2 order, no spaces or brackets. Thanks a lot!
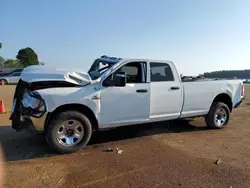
21,65,92,86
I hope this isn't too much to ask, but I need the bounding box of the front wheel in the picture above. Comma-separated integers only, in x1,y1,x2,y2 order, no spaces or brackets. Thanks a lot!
205,102,230,129
45,111,92,154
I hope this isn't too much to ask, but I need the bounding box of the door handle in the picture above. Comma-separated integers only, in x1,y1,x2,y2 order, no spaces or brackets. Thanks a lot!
170,87,180,90
136,89,148,93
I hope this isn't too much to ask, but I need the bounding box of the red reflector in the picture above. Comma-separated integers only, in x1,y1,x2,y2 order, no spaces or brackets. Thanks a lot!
242,84,245,97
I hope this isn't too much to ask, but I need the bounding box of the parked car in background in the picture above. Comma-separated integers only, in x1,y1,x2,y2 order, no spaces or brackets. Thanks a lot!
243,79,250,84
0,71,22,84
0,68,23,76
0,70,10,76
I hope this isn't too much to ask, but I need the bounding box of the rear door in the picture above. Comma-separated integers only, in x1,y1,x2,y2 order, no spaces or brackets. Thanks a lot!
149,62,183,121
100,61,150,128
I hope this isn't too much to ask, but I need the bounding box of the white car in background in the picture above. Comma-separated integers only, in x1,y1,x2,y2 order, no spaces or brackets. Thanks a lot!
243,79,250,83
0,71,22,85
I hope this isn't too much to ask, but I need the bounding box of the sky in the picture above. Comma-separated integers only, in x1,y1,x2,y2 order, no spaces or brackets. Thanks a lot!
0,0,250,75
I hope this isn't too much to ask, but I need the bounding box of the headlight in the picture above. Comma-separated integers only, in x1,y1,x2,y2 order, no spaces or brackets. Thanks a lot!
22,92,42,110
22,91,46,117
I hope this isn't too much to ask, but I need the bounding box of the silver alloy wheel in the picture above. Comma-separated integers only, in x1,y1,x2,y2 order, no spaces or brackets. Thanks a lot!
214,108,227,127
56,120,84,147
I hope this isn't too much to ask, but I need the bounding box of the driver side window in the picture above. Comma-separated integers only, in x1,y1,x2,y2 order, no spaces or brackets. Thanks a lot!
116,62,147,83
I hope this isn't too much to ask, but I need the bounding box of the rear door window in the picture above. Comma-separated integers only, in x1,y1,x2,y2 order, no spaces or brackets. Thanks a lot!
150,62,174,82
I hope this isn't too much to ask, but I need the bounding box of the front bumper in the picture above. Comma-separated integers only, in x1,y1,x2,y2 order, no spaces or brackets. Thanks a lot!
9,80,47,133
10,111,47,133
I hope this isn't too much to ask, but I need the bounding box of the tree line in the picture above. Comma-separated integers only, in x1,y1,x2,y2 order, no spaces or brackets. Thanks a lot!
204,70,250,79
0,42,43,69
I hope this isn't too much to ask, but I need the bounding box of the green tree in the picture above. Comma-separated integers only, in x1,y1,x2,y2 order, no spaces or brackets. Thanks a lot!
0,43,2,49
4,59,16,67
16,47,39,67
4,59,24,68
0,56,5,67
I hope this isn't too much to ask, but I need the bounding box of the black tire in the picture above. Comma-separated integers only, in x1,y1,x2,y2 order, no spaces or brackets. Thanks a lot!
45,111,92,154
0,80,7,85
205,102,230,129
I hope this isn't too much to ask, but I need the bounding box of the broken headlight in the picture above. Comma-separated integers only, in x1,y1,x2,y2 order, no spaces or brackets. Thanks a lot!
22,91,46,117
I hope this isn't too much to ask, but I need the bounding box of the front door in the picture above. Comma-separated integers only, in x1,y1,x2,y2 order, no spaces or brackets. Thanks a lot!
100,61,150,128
149,62,183,121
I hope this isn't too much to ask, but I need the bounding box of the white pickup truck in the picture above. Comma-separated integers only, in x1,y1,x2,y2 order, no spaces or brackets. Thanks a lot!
10,56,245,153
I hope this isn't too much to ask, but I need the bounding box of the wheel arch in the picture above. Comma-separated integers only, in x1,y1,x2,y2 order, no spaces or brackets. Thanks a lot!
211,93,233,112
0,79,8,84
44,103,99,133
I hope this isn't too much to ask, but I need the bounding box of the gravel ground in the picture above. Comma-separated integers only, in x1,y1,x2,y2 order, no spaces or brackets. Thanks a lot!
0,85,250,188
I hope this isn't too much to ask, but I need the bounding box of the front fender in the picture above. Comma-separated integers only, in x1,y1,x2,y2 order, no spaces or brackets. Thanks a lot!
36,85,100,121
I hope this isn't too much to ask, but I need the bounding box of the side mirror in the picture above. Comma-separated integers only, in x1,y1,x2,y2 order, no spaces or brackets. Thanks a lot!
103,71,126,87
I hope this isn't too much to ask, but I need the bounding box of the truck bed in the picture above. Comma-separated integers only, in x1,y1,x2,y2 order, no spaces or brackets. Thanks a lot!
180,79,243,118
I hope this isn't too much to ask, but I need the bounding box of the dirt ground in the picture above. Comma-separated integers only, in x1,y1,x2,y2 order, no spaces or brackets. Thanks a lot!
0,85,250,188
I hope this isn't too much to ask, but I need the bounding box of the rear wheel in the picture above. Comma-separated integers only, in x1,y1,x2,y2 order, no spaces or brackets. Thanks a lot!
45,111,92,154
205,102,230,129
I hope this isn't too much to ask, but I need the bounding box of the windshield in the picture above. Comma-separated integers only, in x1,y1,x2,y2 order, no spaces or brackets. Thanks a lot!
88,56,121,80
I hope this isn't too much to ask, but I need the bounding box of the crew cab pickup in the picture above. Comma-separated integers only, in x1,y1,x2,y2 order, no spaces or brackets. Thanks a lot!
10,56,245,153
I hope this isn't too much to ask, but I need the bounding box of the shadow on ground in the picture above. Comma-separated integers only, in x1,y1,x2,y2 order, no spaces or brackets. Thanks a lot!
0,119,210,162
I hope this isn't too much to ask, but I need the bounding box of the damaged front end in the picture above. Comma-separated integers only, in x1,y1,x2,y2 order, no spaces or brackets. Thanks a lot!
9,80,48,132
9,65,92,133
